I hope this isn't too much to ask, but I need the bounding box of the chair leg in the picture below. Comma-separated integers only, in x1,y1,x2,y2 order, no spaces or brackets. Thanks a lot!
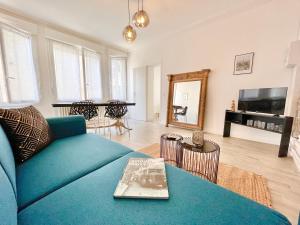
125,118,130,139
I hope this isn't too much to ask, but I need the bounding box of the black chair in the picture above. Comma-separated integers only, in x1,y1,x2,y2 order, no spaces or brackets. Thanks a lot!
69,100,98,121
105,100,128,120
173,105,188,121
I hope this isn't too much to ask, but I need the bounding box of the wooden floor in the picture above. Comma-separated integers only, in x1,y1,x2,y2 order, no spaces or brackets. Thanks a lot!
107,120,300,225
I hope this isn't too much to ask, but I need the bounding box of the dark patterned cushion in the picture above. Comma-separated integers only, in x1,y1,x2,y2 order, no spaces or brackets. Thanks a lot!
0,106,52,163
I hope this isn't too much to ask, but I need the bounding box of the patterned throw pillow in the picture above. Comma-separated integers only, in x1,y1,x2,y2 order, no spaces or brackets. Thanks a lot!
0,106,52,163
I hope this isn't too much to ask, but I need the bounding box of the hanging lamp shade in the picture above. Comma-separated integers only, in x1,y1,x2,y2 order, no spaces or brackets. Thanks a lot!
123,25,137,42
133,10,150,28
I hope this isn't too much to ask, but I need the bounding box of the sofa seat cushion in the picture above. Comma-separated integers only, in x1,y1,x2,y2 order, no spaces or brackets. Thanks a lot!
18,152,290,225
16,133,132,209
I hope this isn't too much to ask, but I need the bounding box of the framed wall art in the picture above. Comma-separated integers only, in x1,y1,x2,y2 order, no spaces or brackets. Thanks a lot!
233,52,254,75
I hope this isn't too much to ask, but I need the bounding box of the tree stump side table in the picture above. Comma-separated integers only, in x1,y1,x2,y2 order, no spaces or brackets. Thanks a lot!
160,133,183,167
181,138,220,183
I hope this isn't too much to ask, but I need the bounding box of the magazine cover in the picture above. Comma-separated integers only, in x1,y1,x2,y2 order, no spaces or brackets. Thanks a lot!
114,158,169,199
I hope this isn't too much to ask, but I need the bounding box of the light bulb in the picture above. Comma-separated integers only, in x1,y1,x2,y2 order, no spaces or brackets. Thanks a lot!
123,25,137,42
133,10,150,28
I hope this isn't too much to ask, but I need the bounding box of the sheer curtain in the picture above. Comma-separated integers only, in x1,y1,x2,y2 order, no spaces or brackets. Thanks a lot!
52,41,82,102
84,49,102,100
0,48,7,103
1,27,39,103
111,58,127,100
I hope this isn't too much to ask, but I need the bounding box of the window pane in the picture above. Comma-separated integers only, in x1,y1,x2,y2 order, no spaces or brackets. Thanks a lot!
52,41,82,102
2,28,39,103
111,58,126,100
84,50,102,100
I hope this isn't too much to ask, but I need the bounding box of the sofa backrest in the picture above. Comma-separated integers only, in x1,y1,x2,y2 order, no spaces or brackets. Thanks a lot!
0,126,16,193
0,164,17,225
0,126,18,224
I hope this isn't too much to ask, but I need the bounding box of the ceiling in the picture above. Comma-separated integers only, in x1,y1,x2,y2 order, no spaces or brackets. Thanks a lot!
0,0,270,50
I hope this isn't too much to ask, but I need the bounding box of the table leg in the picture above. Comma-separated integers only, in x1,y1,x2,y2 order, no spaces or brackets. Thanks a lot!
111,119,132,135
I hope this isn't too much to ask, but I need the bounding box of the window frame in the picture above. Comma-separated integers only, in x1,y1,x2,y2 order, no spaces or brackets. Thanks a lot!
0,23,40,104
109,56,128,101
50,39,103,102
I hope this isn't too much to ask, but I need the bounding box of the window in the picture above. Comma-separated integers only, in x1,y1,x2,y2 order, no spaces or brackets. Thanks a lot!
111,57,127,100
0,25,39,103
52,42,82,101
84,49,102,100
52,41,103,102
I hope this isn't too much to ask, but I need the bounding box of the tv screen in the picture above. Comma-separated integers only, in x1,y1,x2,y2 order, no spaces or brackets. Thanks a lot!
238,87,288,115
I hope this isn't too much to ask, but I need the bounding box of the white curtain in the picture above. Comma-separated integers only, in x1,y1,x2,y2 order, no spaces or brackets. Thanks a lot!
1,27,39,103
111,58,127,100
0,48,7,103
52,41,82,102
84,49,102,100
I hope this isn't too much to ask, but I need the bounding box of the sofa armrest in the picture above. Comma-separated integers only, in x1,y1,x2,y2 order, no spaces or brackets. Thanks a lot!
47,116,86,140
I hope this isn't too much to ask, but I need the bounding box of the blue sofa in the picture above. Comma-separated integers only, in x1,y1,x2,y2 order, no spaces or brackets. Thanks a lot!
0,116,291,225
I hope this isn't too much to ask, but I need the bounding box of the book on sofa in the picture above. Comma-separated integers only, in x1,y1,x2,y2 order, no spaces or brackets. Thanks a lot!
114,158,169,199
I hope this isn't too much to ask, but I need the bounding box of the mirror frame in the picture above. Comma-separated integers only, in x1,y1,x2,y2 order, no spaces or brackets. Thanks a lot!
166,69,210,130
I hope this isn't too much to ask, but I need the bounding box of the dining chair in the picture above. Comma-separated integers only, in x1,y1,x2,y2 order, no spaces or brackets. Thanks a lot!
104,100,131,137
69,100,112,139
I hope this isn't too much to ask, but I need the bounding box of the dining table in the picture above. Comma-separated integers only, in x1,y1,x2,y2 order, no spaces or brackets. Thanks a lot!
51,102,136,133
52,102,136,107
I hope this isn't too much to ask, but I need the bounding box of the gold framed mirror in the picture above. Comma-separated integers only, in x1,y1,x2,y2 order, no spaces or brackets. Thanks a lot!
166,69,210,130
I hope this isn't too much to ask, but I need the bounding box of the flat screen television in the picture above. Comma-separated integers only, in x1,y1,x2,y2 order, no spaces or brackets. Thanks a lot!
238,87,288,115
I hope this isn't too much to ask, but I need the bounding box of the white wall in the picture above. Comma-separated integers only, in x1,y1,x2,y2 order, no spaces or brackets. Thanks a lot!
129,0,300,145
287,39,300,117
0,9,128,117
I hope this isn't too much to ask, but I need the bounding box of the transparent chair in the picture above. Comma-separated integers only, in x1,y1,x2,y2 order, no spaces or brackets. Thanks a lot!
69,100,112,139
104,100,131,137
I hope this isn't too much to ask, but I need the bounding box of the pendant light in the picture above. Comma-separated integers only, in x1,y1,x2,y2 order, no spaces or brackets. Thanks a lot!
133,0,150,28
123,0,137,42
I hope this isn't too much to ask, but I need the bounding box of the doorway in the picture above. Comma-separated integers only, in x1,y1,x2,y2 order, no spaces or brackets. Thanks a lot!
130,64,161,122
147,64,161,122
